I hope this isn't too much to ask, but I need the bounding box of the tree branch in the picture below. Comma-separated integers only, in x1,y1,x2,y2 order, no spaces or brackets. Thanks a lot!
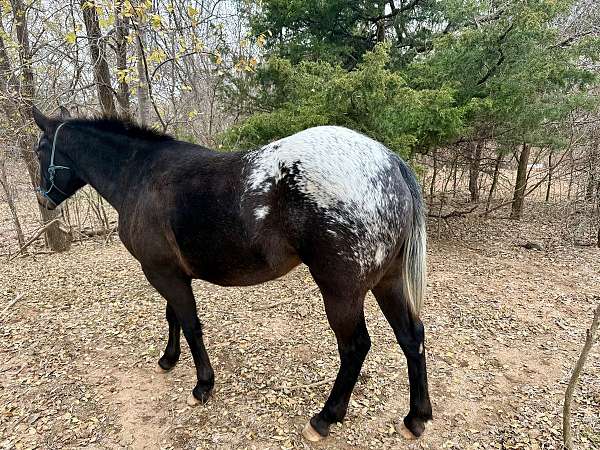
9,218,61,260
367,0,422,22
476,23,514,86
563,302,600,450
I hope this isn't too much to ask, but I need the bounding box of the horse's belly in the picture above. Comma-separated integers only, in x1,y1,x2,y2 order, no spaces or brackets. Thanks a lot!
182,233,301,287
192,254,301,287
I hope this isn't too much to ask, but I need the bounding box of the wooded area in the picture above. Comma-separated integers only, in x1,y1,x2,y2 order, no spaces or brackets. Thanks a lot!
0,1,599,449
0,0,599,250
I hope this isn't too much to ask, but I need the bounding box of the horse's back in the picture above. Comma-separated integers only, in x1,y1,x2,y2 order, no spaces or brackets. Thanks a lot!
243,126,415,281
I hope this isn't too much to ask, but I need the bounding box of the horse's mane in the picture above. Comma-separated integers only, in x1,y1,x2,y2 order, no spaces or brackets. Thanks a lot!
68,116,175,142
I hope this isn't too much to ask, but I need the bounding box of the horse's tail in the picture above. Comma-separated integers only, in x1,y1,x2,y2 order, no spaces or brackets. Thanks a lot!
398,159,427,317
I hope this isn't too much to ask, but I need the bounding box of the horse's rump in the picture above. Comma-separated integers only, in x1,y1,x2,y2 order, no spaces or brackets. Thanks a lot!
242,126,415,278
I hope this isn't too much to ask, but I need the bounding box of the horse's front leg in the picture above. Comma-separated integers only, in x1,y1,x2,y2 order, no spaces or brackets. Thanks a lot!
143,268,215,405
156,304,181,373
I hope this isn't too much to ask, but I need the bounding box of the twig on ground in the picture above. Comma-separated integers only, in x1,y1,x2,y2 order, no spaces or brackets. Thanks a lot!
104,226,119,244
563,302,600,450
8,219,61,261
428,205,478,220
1,292,25,317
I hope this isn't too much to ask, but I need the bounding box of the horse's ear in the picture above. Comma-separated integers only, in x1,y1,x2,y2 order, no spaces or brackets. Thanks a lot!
32,106,52,133
58,106,72,120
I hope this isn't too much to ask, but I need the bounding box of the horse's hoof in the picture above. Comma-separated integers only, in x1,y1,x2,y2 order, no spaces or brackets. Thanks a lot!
398,422,417,440
302,422,325,442
186,393,201,407
154,364,170,374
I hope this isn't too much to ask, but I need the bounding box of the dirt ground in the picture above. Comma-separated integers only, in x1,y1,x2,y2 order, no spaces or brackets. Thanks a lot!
1,202,599,450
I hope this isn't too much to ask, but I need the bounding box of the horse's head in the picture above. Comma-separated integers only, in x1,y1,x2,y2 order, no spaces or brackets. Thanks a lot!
32,106,86,210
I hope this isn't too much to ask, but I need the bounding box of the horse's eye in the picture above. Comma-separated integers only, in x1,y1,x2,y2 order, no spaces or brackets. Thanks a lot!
36,137,48,153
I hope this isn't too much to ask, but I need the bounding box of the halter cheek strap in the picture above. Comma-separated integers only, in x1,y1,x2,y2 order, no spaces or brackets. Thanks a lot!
37,122,70,202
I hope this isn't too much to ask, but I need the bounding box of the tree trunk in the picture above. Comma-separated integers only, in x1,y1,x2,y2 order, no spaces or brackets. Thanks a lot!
585,140,599,201
20,135,72,251
452,159,459,197
429,147,438,202
469,140,483,202
114,1,131,117
80,0,117,115
0,157,25,247
136,27,151,125
443,153,457,193
375,2,386,43
486,152,503,214
0,12,18,100
546,153,552,203
511,143,531,220
10,0,71,251
567,148,574,200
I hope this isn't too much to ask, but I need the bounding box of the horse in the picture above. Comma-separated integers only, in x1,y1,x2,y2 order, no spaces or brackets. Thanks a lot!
32,106,432,442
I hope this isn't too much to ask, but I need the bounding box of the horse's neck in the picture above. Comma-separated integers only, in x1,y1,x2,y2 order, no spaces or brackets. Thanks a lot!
72,132,148,212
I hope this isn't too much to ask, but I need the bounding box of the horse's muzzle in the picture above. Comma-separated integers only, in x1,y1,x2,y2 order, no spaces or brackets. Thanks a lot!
36,191,57,210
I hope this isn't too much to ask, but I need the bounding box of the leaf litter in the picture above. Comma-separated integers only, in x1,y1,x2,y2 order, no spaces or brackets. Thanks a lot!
0,202,599,449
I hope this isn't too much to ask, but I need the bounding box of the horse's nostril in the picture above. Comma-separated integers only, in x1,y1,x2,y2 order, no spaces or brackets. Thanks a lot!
36,191,57,210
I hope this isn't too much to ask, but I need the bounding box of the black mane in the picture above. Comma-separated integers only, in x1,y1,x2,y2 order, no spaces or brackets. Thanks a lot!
68,116,175,142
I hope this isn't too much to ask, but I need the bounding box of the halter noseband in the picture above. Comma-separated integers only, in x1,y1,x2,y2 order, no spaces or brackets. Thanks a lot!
37,121,70,202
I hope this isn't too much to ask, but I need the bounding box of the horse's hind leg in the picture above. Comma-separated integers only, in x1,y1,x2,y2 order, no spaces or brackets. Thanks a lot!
303,277,371,442
143,268,214,405
372,261,432,439
156,304,181,373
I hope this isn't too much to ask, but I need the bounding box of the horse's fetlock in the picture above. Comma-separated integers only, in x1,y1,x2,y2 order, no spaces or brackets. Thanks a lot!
309,414,331,437
403,413,428,438
158,356,178,371
192,384,213,404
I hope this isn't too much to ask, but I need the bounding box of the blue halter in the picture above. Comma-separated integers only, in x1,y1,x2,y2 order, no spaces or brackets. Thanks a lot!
37,122,70,202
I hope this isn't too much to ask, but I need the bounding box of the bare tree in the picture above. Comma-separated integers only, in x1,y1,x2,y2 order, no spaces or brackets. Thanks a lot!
114,0,131,117
0,154,25,247
511,143,531,219
563,303,600,450
80,0,117,115
135,26,151,125
3,0,71,251
469,140,483,202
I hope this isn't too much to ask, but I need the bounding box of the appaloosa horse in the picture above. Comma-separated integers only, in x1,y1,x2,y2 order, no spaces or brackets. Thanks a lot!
32,106,432,441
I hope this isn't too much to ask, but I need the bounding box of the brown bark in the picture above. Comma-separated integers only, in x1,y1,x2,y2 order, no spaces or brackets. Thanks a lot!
469,140,483,202
585,139,599,201
0,157,25,246
136,27,151,125
510,143,531,220
0,15,18,95
429,147,438,201
11,0,34,113
8,0,71,251
0,13,20,126
114,1,130,117
563,304,600,450
80,0,117,115
486,152,503,214
545,153,552,202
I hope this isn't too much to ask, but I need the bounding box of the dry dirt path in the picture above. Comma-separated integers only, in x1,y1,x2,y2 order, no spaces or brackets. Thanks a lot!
1,218,599,450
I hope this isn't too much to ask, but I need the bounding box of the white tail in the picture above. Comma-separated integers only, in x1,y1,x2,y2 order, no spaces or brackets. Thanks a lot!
401,206,426,316
398,160,427,316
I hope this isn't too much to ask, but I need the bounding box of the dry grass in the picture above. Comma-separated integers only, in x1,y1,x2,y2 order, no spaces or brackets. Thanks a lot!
0,198,599,450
